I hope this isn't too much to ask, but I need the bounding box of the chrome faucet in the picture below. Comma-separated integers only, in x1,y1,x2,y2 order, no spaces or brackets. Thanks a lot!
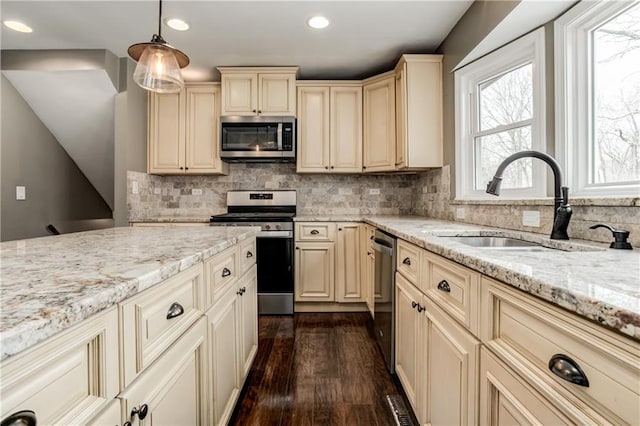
486,150,572,240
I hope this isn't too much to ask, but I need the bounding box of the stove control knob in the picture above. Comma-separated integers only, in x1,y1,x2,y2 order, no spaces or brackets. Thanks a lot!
264,224,271,231
275,224,281,230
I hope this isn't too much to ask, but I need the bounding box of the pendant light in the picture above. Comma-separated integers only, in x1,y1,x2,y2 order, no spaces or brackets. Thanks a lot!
127,0,189,93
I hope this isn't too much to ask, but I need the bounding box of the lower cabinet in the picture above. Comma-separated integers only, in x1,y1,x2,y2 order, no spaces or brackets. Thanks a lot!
208,264,258,426
395,272,480,425
295,222,366,307
119,318,208,426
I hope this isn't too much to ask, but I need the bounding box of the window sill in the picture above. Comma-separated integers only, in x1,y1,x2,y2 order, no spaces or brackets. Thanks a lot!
451,197,639,207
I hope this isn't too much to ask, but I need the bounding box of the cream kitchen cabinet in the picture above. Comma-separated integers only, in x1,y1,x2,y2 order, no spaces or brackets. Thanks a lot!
218,67,298,116
394,54,443,170
335,223,363,302
296,83,363,173
147,84,228,175
481,276,640,425
363,72,396,172
207,266,257,426
119,318,208,426
0,307,119,426
295,222,365,306
395,238,480,425
361,223,376,316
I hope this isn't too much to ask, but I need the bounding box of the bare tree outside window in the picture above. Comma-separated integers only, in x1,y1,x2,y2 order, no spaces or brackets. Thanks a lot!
473,63,534,190
593,2,640,185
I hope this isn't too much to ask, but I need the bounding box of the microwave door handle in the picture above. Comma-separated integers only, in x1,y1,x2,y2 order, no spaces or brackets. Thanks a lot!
277,123,283,150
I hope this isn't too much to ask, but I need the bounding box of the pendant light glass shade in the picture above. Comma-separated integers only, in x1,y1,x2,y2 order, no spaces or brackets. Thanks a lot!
127,0,189,94
131,40,184,93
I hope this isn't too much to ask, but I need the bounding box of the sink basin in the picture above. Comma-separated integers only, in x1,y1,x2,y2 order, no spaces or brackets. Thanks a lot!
446,236,549,251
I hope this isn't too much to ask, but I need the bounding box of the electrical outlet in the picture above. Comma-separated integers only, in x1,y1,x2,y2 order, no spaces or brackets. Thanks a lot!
522,210,540,227
192,188,203,196
154,187,162,195
369,188,381,195
132,181,139,195
456,207,465,220
16,186,26,200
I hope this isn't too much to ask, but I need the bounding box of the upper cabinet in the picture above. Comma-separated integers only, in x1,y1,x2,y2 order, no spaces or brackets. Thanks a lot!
395,54,443,170
147,83,228,175
218,67,298,116
363,72,396,172
297,82,362,173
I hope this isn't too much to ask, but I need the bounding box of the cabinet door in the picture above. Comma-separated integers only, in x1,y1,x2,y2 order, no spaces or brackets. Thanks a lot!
335,223,362,302
148,91,185,173
480,347,576,425
184,85,228,175
363,76,395,172
330,86,362,172
119,318,208,426
394,273,423,415
395,66,407,168
297,86,330,172
423,297,480,426
238,266,258,380
208,289,241,426
221,73,258,116
259,73,296,115
294,242,335,302
87,399,121,426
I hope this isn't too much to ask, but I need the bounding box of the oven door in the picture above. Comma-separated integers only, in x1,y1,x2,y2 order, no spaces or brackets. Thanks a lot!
256,231,294,315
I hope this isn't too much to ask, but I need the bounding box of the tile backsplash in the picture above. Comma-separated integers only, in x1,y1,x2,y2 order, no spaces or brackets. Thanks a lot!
412,166,640,247
128,163,639,246
128,164,418,221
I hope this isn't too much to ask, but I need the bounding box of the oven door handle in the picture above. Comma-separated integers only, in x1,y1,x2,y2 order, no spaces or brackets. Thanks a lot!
277,123,283,151
257,230,293,238
372,240,394,256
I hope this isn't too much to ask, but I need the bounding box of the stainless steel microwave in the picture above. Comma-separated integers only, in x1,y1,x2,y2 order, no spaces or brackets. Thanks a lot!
220,116,296,162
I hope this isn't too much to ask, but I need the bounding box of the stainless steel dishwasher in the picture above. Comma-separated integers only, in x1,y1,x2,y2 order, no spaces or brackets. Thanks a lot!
373,229,397,373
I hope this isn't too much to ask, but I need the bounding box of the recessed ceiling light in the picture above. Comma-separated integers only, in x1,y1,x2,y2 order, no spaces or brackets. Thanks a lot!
307,16,329,30
166,18,189,31
3,21,33,33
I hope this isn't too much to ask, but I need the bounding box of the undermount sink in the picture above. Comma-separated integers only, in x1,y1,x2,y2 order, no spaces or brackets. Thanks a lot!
446,236,550,251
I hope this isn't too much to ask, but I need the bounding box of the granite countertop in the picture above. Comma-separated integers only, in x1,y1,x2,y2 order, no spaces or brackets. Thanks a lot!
296,215,640,340
0,226,258,361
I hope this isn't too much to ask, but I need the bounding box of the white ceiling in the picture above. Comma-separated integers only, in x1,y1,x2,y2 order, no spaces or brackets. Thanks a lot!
0,1,474,81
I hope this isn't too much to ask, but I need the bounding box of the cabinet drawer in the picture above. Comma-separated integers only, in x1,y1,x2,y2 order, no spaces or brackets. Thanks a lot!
396,239,421,284
238,237,256,277
423,251,480,335
205,246,238,308
481,277,640,425
121,264,205,387
296,222,336,242
0,308,119,425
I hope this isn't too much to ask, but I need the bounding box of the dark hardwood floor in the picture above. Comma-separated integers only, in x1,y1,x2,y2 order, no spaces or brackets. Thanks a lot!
230,313,403,426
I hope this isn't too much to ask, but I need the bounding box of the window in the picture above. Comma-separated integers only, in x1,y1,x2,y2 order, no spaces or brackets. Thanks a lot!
455,29,546,200
556,1,640,197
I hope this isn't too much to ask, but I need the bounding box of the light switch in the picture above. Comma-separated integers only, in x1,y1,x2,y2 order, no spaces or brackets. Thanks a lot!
154,187,162,195
369,188,380,195
456,207,466,220
192,188,203,195
16,186,26,200
522,210,540,227
132,181,139,194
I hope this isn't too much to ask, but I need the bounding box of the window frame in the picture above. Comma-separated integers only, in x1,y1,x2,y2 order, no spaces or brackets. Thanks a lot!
455,28,547,201
555,0,640,198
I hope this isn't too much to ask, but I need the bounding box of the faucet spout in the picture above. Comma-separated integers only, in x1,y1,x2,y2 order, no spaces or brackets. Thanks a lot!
486,150,571,240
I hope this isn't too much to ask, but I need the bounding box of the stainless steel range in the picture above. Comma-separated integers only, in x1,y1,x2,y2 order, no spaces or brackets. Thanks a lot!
210,190,296,315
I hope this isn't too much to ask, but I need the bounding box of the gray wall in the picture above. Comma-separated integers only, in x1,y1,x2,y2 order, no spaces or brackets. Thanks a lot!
436,0,520,196
113,58,147,227
1,75,112,241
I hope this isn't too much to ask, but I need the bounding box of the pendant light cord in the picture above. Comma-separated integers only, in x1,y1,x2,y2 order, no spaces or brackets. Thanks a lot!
157,0,162,37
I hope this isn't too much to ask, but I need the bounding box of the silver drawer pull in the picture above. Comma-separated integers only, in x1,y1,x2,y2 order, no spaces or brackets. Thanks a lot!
437,280,451,293
246,251,253,258
222,268,232,277
310,229,320,235
402,257,411,265
166,302,184,320
548,354,590,387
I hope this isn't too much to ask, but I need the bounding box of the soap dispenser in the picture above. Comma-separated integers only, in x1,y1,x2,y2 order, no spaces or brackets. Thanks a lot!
589,224,633,250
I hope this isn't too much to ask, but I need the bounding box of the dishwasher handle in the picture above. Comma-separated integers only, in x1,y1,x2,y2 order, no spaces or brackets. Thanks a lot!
372,238,394,256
